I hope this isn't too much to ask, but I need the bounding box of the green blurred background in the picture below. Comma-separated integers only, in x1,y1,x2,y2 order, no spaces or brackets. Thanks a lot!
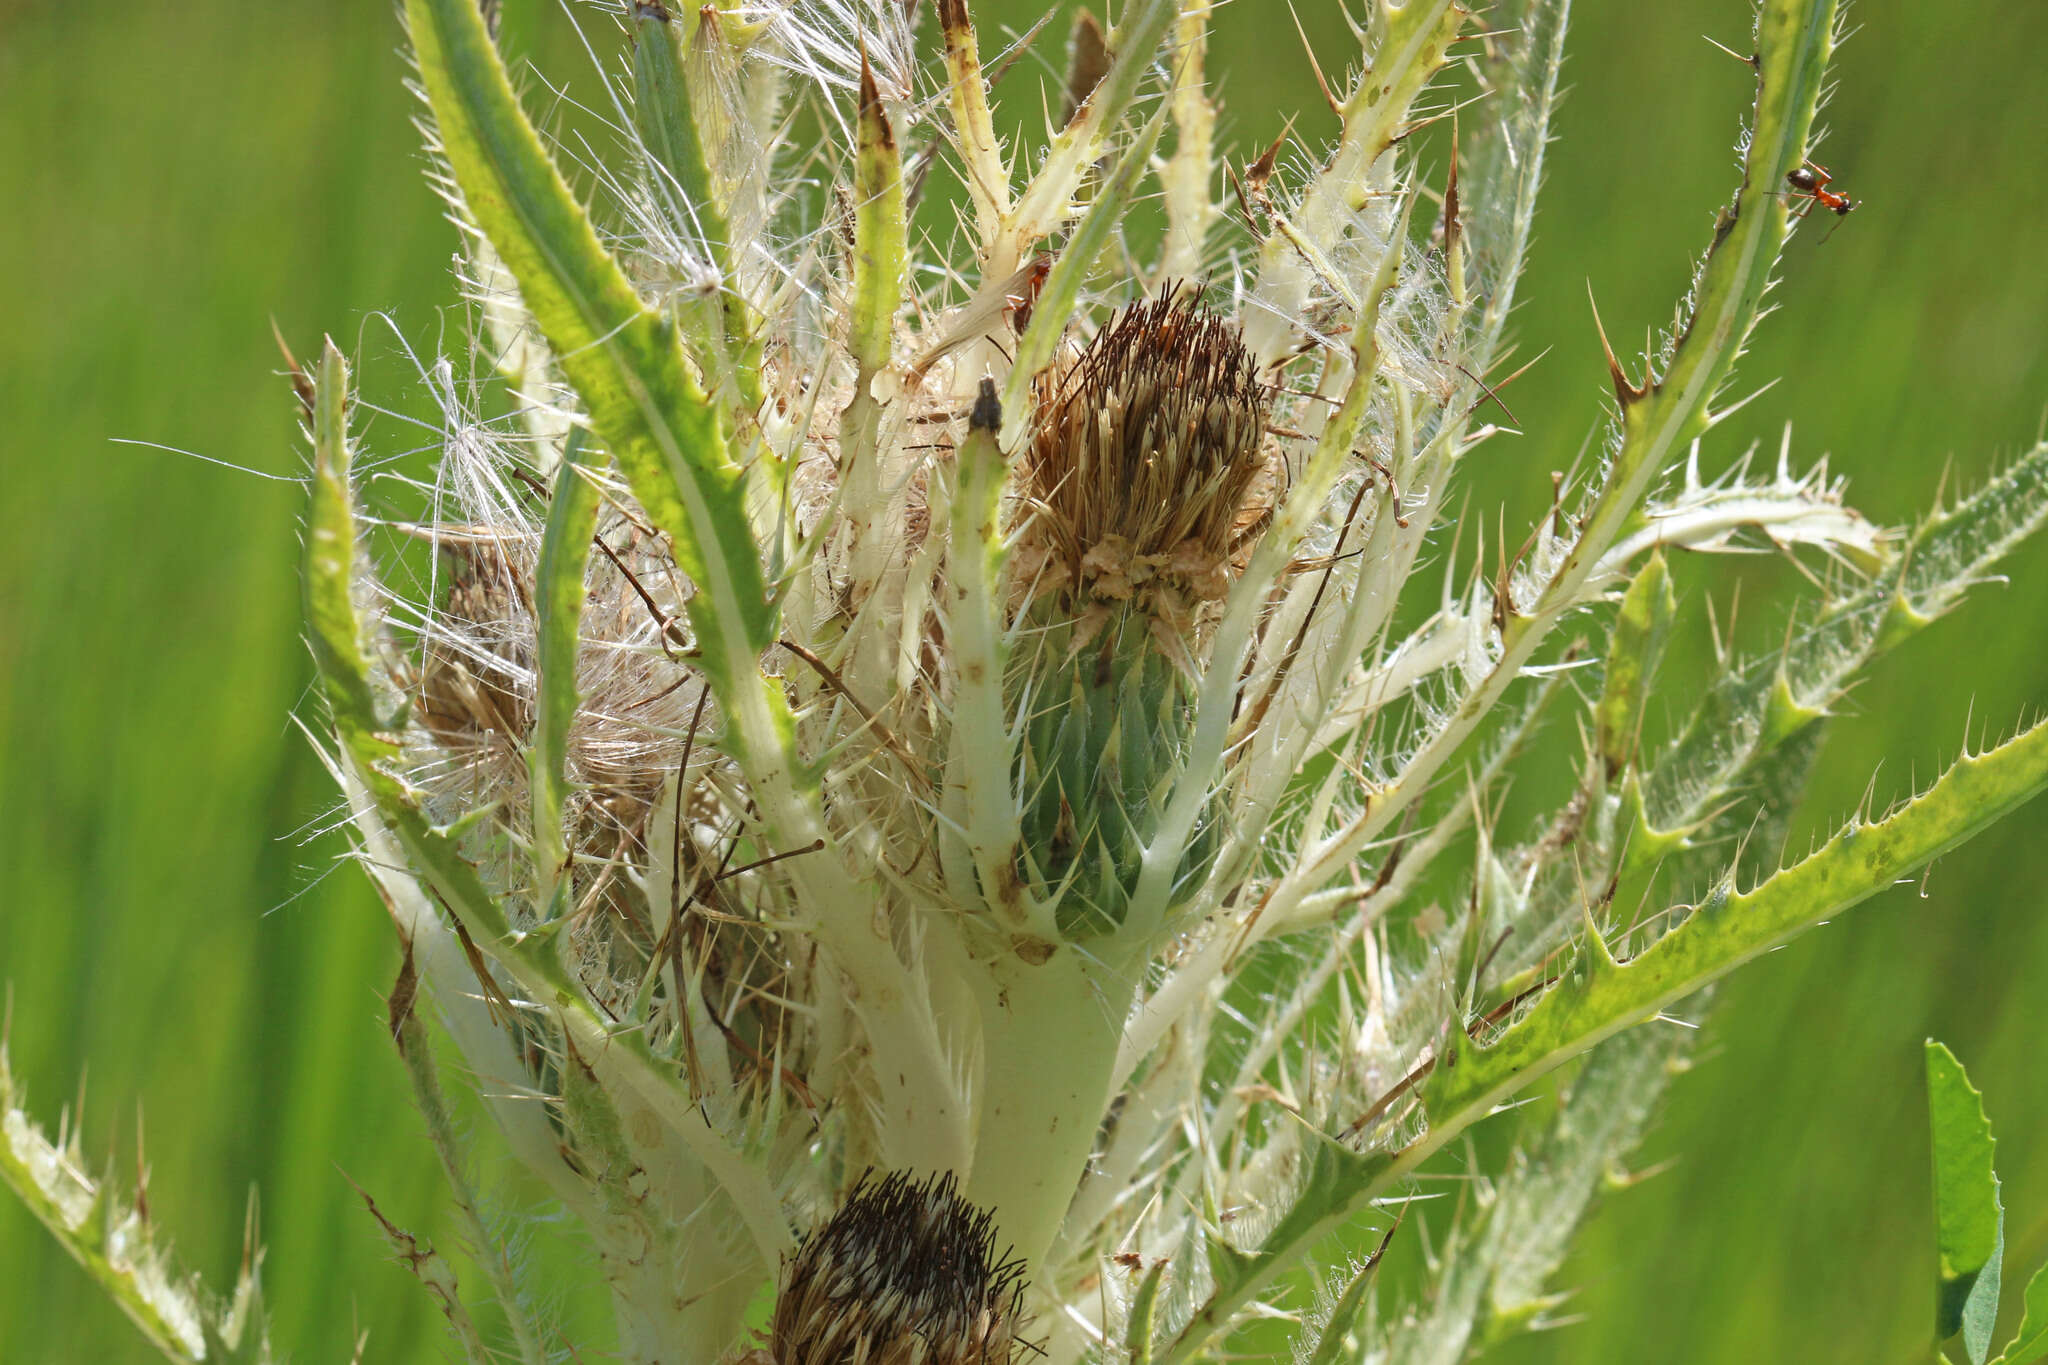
1,0,2042,1359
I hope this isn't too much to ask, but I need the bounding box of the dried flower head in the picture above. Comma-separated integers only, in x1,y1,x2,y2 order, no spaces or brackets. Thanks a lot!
769,1170,1027,1365
1018,289,1276,614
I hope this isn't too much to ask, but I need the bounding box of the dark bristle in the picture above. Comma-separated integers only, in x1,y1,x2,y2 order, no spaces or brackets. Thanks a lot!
773,1169,1029,1365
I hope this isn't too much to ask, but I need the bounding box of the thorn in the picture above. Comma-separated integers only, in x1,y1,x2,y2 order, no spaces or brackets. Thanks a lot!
387,939,419,1043
1930,453,1955,513
72,1067,88,1153
1243,119,1293,207
1471,926,1513,1001
271,317,316,421
1443,120,1462,262
1610,1154,1683,1189
1287,1,1343,117
970,376,1002,431
857,44,889,150
1703,33,1759,69
1490,505,1513,634
1363,1203,1407,1271
1454,361,1517,424
984,8,1057,91
1225,161,1261,235
1587,282,1645,405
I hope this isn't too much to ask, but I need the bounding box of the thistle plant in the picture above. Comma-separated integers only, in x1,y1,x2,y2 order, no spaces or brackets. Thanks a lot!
8,0,2048,1361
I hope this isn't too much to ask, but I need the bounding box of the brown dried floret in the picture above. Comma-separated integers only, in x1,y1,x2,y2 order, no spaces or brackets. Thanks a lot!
1019,289,1277,619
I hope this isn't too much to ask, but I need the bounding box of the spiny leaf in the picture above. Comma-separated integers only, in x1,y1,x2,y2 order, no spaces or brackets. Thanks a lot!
936,0,1009,238
1156,1137,1390,1365
303,341,377,730
1481,1026,1679,1335
406,0,772,683
998,0,1173,268
389,950,549,1365
1551,0,1838,596
1254,0,1837,968
0,1041,273,1362
350,1177,493,1365
1649,439,2048,835
1305,1216,1402,1365
939,381,1038,932
1425,720,2048,1130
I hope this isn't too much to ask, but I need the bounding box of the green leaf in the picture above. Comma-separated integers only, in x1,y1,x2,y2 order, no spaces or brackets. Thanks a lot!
303,341,378,730
1997,1259,2048,1363
1424,722,2048,1138
1154,1135,1390,1365
938,385,1026,925
405,0,772,684
390,952,549,1365
1304,1217,1401,1365
849,53,906,379
1595,550,1676,776
1647,440,2048,838
1125,1257,1169,1365
997,0,1173,260
1,1041,274,1363
527,428,598,917
348,1176,495,1365
630,2,759,410
1927,1041,2004,1361
1552,0,1837,602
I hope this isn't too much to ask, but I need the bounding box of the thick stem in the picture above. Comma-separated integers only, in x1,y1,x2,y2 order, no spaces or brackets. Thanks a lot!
966,949,1140,1278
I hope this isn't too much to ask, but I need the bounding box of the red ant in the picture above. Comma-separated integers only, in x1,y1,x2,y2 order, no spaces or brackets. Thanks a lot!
1784,159,1856,236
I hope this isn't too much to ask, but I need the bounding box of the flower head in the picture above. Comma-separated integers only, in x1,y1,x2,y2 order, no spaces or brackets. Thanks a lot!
770,1170,1026,1365
1018,288,1276,617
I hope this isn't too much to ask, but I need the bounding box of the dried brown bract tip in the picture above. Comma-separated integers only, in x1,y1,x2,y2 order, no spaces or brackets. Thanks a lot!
771,1170,1028,1365
1020,290,1277,613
